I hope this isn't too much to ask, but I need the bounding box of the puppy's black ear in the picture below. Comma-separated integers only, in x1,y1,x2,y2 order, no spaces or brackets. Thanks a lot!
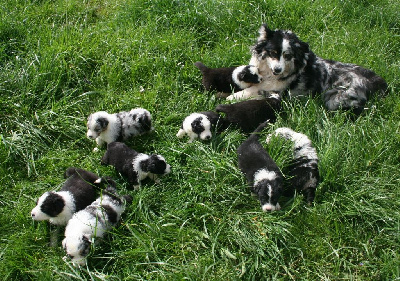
258,24,271,42
238,70,245,81
192,120,204,134
97,117,109,129
80,234,92,257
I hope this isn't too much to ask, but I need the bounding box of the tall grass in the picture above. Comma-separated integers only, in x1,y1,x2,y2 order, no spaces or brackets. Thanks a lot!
0,0,399,280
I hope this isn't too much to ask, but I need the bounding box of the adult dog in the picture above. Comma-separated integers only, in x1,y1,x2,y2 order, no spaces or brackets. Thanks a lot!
227,24,387,115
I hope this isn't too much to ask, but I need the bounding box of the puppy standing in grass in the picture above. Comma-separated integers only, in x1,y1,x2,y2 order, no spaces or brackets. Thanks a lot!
267,127,319,204
237,122,283,212
101,142,171,190
86,108,153,151
62,185,132,266
194,61,263,97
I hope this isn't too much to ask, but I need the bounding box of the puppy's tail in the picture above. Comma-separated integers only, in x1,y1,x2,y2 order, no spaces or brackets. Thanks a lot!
194,61,207,72
249,121,269,140
94,176,117,189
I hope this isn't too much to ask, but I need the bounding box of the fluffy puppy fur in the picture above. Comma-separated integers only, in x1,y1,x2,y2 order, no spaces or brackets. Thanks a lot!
216,92,281,133
31,167,106,226
227,24,387,115
194,61,263,93
86,108,153,149
267,127,319,204
237,122,283,212
176,111,224,143
62,185,132,266
101,142,171,189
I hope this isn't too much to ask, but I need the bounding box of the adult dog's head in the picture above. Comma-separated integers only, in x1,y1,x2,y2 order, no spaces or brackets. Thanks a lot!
86,111,110,140
250,24,310,79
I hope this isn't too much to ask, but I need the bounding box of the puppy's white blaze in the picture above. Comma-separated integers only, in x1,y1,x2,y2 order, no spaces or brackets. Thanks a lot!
262,202,281,212
254,169,277,186
132,153,150,181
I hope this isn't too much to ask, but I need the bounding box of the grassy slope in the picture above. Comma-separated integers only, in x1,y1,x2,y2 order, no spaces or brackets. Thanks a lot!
0,0,399,280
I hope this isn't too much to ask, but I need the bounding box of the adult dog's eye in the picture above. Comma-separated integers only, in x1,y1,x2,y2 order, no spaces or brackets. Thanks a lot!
283,53,293,60
267,50,278,57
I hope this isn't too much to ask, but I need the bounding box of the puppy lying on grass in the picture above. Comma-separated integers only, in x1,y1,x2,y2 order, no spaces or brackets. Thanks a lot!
176,111,224,143
62,185,132,266
101,142,171,189
86,108,153,151
216,93,281,133
194,61,262,97
31,167,106,226
267,127,319,204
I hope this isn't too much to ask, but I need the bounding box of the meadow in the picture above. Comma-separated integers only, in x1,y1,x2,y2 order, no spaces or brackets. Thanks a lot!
0,0,399,280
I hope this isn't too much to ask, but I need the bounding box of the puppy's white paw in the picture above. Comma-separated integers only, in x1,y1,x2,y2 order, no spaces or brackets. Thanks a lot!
226,95,234,101
93,147,99,152
265,134,273,144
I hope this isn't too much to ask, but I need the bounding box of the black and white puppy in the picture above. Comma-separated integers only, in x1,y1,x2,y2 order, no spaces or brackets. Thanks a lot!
176,111,224,143
227,24,387,115
101,142,171,189
194,61,263,94
62,185,132,266
237,122,283,211
86,108,153,150
31,167,105,226
267,127,319,204
216,93,281,133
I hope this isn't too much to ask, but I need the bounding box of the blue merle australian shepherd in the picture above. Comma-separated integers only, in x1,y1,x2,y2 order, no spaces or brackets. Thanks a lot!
227,24,387,115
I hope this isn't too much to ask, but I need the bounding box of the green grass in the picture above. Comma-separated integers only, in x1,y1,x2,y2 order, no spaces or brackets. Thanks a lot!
1,0,399,279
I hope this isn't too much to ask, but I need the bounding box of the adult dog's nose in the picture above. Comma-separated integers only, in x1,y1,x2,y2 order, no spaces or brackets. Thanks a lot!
273,67,282,75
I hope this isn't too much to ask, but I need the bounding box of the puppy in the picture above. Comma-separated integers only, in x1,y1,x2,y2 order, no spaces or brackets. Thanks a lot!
194,61,262,94
267,127,319,204
216,92,281,133
227,24,387,115
237,122,283,211
31,167,105,226
62,185,132,266
176,111,224,143
101,142,171,189
86,108,153,150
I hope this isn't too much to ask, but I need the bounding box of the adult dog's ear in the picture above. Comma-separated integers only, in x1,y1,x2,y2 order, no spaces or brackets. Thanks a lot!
258,24,271,42
97,117,109,130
